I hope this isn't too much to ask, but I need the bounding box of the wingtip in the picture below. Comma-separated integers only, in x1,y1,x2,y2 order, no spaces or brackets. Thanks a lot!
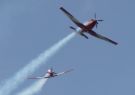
115,43,118,45
59,5,63,9
113,42,118,45
68,69,74,72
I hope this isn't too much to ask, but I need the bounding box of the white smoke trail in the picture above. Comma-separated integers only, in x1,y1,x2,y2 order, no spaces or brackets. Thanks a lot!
0,32,76,95
16,79,48,95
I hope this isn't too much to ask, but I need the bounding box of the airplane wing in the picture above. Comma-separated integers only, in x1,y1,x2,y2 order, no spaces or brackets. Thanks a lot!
60,7,85,29
28,77,45,79
88,31,118,45
55,69,74,76
28,73,50,79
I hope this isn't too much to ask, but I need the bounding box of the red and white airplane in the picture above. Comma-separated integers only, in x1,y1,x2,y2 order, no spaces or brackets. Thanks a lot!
60,7,118,45
28,68,73,79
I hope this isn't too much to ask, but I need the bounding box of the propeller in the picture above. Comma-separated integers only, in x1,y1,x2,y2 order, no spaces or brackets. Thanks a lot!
50,67,53,72
94,13,104,28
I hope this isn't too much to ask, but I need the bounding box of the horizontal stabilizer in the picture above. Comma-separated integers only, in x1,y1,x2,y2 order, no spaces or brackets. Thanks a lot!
80,32,89,39
69,26,76,30
69,26,88,39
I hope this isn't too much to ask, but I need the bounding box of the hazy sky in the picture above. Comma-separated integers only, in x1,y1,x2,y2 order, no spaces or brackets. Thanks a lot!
0,0,135,95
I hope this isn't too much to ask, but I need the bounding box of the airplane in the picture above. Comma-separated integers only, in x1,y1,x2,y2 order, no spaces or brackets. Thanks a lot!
28,68,73,79
60,6,118,45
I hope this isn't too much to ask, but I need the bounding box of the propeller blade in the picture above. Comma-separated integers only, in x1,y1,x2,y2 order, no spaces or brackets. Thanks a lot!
96,23,98,28
94,13,104,28
97,19,104,22
94,13,97,19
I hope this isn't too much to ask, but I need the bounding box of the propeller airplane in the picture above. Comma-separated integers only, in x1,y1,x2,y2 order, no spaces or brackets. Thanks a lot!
28,68,73,79
60,6,118,45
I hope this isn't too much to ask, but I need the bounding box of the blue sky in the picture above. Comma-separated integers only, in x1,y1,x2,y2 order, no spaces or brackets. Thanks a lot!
0,0,135,95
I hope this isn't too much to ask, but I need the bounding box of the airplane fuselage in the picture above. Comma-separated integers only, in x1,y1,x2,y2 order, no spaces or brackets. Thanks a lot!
76,19,97,33
47,71,57,78
84,19,96,31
